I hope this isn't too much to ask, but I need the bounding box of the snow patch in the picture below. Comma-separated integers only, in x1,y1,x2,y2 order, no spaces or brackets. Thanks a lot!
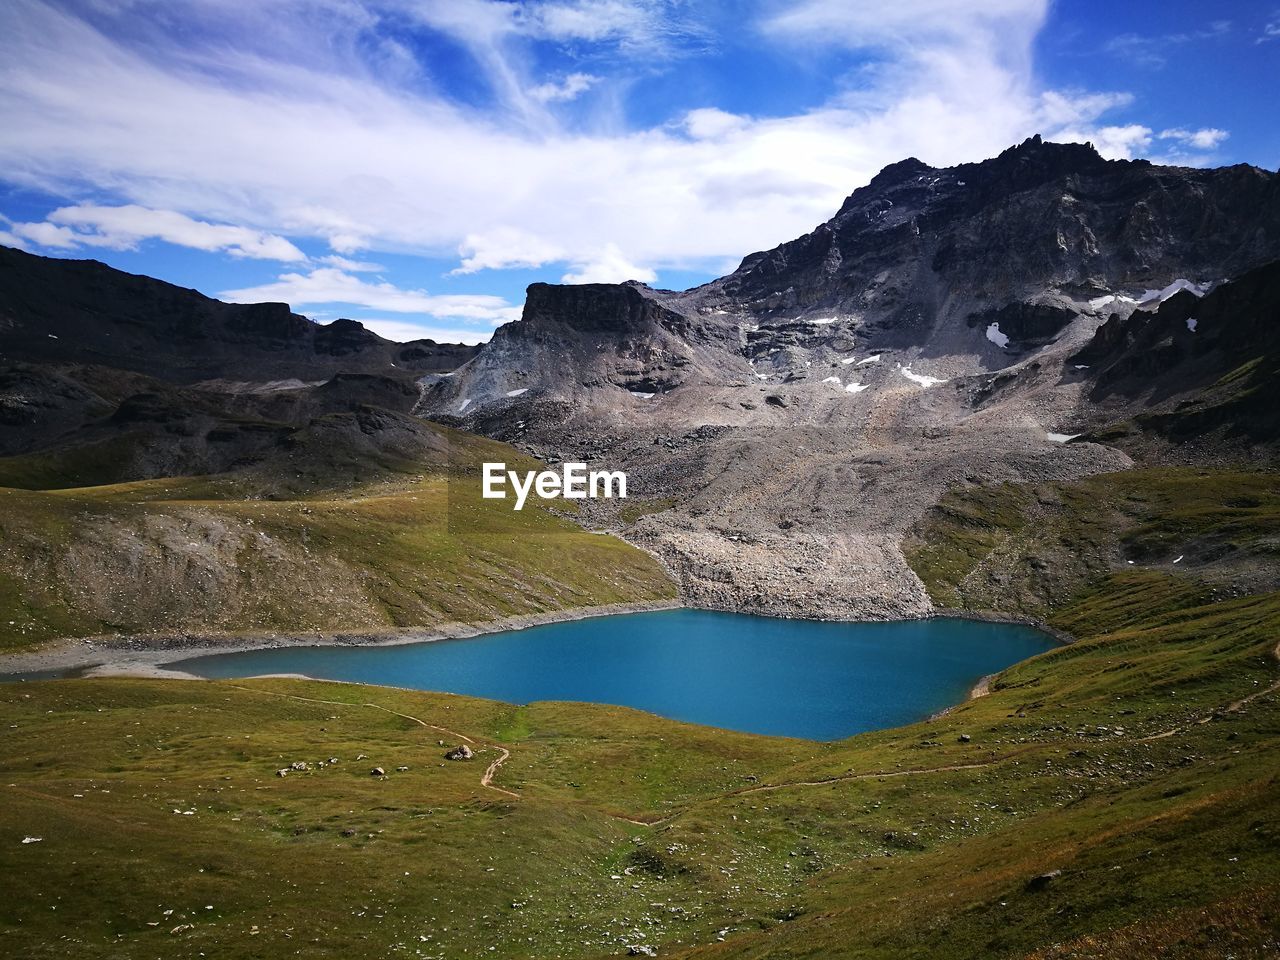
1173,555,1184,564
755,373,770,380
901,366,948,388
985,322,1009,349
856,354,882,366
1089,293,1139,312
840,356,858,365
457,398,472,413
1138,279,1211,306
1186,317,1198,332
844,382,870,394
808,317,837,325
821,376,842,385
505,388,528,397
629,391,655,399
1046,432,1080,443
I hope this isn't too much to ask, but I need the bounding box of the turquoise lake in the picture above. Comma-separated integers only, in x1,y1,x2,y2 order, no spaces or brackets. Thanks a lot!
168,609,1056,740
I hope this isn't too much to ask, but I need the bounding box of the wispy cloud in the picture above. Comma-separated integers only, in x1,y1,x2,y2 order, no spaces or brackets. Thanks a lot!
1159,127,1229,151
528,72,599,103
11,204,306,260
1104,19,1232,68
221,267,523,326
0,0,1237,291
318,254,387,272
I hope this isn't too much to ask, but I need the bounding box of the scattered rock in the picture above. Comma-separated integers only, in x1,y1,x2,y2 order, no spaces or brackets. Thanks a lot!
627,946,657,957
958,733,972,743
1025,869,1063,891
370,767,386,777
444,744,474,761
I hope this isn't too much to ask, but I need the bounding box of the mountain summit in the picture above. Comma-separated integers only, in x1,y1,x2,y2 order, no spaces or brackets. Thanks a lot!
415,139,1280,618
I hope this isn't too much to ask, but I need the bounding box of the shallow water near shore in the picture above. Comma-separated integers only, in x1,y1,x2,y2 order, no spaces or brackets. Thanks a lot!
168,609,1056,740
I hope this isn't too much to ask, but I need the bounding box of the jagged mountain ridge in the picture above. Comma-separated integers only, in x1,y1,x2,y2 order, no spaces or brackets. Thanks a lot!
0,245,479,383
2,138,1276,618
421,136,1280,421
415,137,1279,620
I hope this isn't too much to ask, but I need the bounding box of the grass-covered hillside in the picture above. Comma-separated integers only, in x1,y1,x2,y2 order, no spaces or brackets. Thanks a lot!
0,423,676,651
1,559,1276,959
904,466,1280,621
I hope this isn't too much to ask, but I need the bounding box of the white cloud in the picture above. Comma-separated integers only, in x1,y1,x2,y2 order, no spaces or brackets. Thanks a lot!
1159,127,1229,150
221,267,523,326
682,107,749,140
0,0,1231,289
13,204,306,260
1053,123,1153,160
524,1,705,50
561,243,657,284
11,220,84,249
528,72,599,103
1105,21,1233,66
451,227,566,274
319,254,386,272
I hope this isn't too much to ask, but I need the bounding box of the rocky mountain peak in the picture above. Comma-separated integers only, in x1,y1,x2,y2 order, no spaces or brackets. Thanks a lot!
420,138,1280,434
517,280,689,336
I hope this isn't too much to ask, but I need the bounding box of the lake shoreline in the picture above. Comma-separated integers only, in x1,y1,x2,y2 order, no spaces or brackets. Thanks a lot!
0,602,1073,698
0,599,685,680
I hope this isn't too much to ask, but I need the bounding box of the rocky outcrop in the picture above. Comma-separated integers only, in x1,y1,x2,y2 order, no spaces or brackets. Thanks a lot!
413,138,1278,619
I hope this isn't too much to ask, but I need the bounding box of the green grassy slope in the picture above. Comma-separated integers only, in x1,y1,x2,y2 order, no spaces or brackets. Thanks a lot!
1,564,1276,959
904,467,1280,620
2,447,1277,958
0,427,676,651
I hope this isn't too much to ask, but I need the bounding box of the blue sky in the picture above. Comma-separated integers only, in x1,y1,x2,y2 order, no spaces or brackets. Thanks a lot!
1,0,1276,344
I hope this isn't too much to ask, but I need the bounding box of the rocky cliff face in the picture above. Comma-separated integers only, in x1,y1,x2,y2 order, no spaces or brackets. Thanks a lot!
423,137,1280,424
417,138,1280,620
1072,260,1280,457
4,139,1277,619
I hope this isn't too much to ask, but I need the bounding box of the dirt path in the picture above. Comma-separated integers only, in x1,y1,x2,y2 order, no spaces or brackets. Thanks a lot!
655,660,1280,819
226,651,1280,824
226,684,520,800
481,747,512,793
1137,643,1280,743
